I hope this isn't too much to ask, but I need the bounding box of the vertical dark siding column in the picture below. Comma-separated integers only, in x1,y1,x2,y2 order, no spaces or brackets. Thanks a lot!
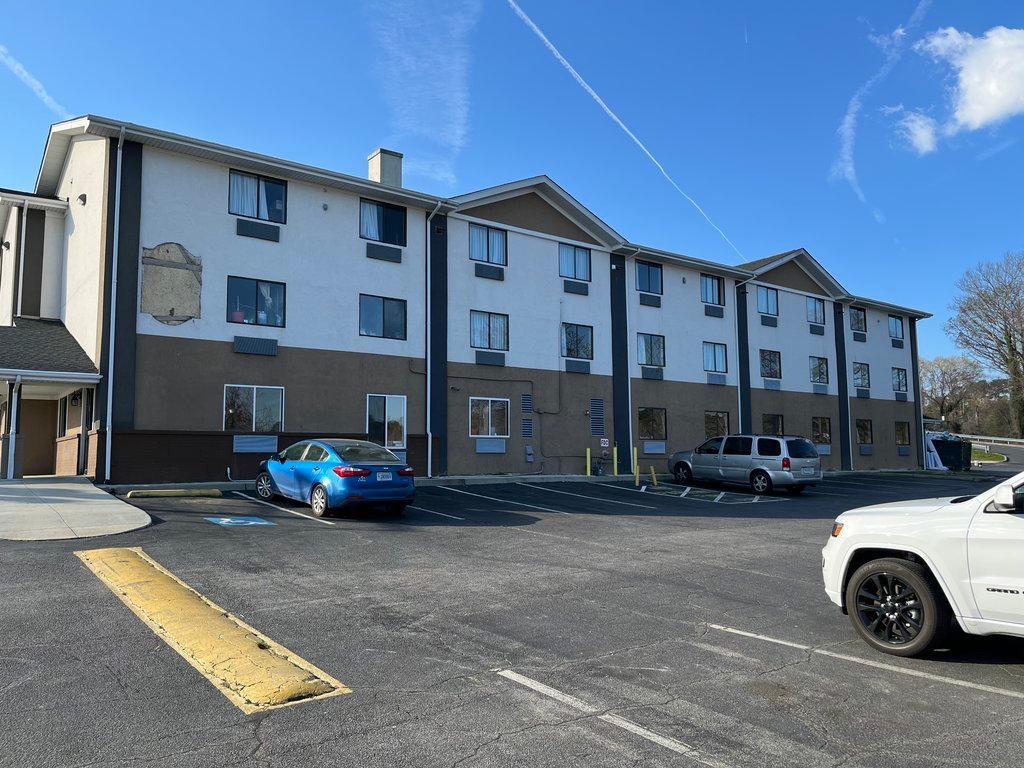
20,209,45,317
9,209,22,319
93,139,121,458
610,254,631,473
833,302,852,470
909,317,924,468
111,141,143,432
735,283,752,433
428,213,448,475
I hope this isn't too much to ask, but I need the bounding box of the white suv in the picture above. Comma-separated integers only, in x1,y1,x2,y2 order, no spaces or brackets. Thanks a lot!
822,471,1024,656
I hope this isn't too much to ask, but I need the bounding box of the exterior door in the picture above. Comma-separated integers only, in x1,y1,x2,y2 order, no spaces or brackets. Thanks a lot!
720,436,753,482
293,444,328,502
273,442,309,499
968,486,1024,625
691,437,724,479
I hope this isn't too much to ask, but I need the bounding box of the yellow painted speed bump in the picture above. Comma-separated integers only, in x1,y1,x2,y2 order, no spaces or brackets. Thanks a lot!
76,547,350,713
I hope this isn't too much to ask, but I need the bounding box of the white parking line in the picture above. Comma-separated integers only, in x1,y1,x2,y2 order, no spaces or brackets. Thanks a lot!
436,486,567,514
707,623,1024,700
408,505,465,521
238,493,336,525
603,484,781,505
515,483,656,509
496,670,730,767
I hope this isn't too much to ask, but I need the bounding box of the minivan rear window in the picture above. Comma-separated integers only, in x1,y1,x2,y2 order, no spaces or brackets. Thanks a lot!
786,438,818,459
723,436,753,456
757,438,782,457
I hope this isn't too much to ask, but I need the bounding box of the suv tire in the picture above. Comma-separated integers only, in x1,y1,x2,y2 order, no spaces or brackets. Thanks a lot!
750,470,772,494
673,463,692,485
845,557,950,657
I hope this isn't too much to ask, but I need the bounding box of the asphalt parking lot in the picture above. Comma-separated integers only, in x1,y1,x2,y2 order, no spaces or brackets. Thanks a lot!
3,470,1024,768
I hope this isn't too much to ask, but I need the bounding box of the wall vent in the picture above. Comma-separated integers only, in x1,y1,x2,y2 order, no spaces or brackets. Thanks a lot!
589,398,605,437
521,394,534,414
521,418,534,439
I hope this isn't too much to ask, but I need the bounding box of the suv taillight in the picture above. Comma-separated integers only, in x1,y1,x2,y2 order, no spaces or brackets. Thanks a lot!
398,467,414,476
333,466,371,478
782,457,791,471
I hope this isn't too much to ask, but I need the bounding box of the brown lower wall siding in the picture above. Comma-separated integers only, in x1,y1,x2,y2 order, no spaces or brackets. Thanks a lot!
54,435,80,476
446,362,614,476
631,379,739,466
749,388,843,470
849,398,919,470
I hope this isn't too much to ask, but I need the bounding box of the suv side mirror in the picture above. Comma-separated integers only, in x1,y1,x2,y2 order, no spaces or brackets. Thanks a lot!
991,483,1023,513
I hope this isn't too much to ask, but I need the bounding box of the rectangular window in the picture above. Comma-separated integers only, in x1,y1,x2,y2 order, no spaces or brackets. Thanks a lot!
637,333,666,367
809,356,829,384
360,199,407,246
705,410,729,439
470,310,509,351
470,223,508,266
359,294,407,340
760,349,782,379
367,394,407,449
561,322,594,360
762,413,784,436
636,260,663,294
856,419,873,444
892,367,908,392
558,243,591,281
853,362,871,389
226,276,286,327
895,421,911,446
701,273,724,305
703,341,727,373
850,307,867,332
811,416,831,444
223,385,284,432
756,286,778,316
469,397,510,437
229,170,286,223
888,314,904,339
57,396,68,438
638,407,667,441
806,297,826,325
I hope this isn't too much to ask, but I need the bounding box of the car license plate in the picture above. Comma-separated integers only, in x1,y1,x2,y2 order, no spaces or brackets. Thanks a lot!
376,471,392,482
801,467,814,476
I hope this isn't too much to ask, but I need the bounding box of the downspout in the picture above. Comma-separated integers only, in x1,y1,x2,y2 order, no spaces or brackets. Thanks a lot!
424,200,443,478
103,127,125,482
15,202,27,315
6,375,21,480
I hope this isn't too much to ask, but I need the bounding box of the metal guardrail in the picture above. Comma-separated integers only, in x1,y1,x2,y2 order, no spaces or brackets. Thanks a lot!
953,433,1024,447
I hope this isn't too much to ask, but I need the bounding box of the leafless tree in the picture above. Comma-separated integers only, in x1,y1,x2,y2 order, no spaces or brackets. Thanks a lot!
946,252,1024,436
920,355,984,429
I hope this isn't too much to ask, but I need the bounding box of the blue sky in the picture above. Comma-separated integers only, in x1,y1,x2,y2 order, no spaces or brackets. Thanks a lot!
1,1,1022,360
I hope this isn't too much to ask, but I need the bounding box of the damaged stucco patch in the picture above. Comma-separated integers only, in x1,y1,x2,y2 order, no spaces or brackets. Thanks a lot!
140,242,202,325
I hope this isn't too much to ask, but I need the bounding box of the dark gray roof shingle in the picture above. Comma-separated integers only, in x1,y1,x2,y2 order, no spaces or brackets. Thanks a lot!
0,318,98,374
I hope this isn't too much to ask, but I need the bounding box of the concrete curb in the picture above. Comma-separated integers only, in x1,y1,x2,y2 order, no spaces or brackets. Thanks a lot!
125,489,223,499
102,481,255,496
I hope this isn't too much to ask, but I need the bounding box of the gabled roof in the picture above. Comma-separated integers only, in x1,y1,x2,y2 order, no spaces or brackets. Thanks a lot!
451,176,623,248
739,248,849,298
0,318,99,378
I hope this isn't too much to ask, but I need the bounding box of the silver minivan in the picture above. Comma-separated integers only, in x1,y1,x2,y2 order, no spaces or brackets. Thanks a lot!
667,434,822,494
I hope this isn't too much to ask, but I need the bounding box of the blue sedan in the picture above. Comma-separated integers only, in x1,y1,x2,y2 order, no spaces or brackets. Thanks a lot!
255,439,415,516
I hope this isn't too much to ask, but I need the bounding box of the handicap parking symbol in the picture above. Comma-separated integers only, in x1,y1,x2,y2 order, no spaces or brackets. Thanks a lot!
204,516,276,527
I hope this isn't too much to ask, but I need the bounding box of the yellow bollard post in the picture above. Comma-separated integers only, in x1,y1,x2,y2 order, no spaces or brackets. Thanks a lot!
586,447,592,477
634,452,640,487
650,466,658,487
632,446,638,474
612,446,619,475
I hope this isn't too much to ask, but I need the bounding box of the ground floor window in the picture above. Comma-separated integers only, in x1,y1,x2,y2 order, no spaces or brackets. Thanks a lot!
811,416,831,444
223,385,284,432
705,410,729,439
895,421,910,446
470,397,510,437
638,407,667,440
762,413,784,436
366,394,406,449
856,418,873,444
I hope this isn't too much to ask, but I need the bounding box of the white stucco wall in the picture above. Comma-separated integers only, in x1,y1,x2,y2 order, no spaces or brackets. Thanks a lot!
137,147,427,358
57,133,108,364
628,260,738,386
446,215,613,376
844,306,915,402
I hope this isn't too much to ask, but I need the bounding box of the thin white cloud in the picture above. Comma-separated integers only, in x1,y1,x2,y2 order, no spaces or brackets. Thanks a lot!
915,26,1024,134
897,110,938,154
367,0,481,186
0,43,69,118
506,0,743,258
831,1,931,221
976,137,1018,161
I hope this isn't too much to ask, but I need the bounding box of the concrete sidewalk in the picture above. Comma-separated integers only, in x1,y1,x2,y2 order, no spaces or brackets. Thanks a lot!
0,478,151,541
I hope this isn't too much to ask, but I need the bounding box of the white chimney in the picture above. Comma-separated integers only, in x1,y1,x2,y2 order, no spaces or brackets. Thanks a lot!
367,148,403,187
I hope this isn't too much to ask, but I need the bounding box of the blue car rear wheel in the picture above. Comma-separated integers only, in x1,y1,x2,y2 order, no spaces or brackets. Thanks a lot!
310,484,329,517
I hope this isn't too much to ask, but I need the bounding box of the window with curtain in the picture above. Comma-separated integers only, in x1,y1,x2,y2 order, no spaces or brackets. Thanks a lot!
704,411,729,439
638,407,667,440
760,349,782,379
561,323,594,359
226,277,285,327
892,367,908,392
636,260,662,294
850,307,867,332
853,362,871,389
360,199,407,246
469,224,508,266
637,333,666,367
558,243,591,281
807,297,826,325
856,419,873,444
703,341,727,373
888,314,904,339
812,416,831,444
700,274,724,305
470,311,509,351
757,286,778,316
224,385,283,432
809,356,829,384
367,394,407,449
469,397,510,437
359,295,407,340
228,170,286,223
895,421,910,446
